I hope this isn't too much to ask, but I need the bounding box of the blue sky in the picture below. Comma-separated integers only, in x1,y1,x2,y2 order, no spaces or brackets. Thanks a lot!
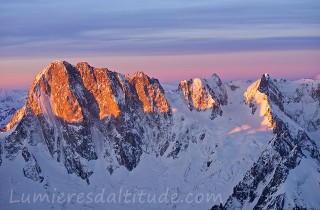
0,0,320,88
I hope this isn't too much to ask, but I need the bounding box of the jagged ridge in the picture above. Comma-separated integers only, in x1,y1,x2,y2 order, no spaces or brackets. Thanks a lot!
3,61,173,183
0,61,319,210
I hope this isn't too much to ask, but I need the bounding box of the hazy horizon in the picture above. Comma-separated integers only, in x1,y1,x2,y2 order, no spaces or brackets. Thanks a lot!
1,57,319,91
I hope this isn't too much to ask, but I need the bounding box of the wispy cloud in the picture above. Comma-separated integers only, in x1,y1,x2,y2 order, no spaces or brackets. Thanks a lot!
0,0,319,57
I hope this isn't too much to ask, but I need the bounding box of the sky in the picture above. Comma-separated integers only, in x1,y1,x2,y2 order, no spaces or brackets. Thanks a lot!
0,0,320,89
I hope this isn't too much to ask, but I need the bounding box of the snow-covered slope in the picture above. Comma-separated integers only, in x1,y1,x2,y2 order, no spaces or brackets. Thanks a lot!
212,74,320,210
0,61,319,210
0,89,27,129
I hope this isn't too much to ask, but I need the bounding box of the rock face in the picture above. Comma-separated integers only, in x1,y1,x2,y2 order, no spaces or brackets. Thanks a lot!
130,71,170,113
76,62,120,119
211,74,320,210
178,74,228,119
0,62,319,210
21,147,44,183
3,61,173,183
29,61,84,123
244,76,275,128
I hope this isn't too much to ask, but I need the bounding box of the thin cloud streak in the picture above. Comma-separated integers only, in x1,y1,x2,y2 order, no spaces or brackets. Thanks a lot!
0,0,320,57
1,37,319,57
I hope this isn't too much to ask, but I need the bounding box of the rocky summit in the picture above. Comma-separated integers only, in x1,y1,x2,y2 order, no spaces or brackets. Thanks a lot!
0,61,319,210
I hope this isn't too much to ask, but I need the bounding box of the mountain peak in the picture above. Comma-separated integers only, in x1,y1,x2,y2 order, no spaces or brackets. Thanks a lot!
28,61,84,123
209,73,223,87
51,60,69,64
179,77,217,111
129,71,169,113
6,61,172,130
178,74,227,119
48,60,73,72
258,73,272,94
1,63,320,210
244,78,275,128
211,73,221,81
76,61,91,68
34,60,68,82
131,71,148,79
263,73,270,78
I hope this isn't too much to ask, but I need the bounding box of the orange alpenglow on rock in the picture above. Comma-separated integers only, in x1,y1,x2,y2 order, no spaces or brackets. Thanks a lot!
76,62,120,119
129,71,169,113
179,78,216,111
28,61,84,123
4,106,26,131
244,79,276,128
4,61,172,131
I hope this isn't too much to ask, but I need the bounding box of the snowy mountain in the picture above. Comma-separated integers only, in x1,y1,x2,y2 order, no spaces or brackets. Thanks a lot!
212,74,320,210
0,61,319,210
0,89,27,130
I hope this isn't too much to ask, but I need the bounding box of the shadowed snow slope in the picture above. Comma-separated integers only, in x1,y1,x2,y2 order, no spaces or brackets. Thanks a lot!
0,89,27,129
